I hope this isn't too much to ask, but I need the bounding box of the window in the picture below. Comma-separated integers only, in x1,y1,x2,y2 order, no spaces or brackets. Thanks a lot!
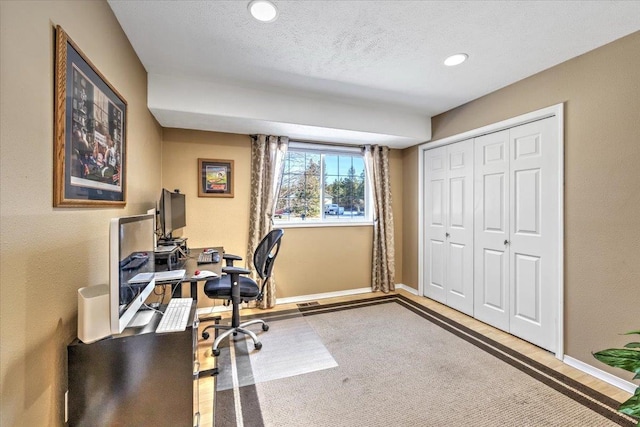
274,143,371,225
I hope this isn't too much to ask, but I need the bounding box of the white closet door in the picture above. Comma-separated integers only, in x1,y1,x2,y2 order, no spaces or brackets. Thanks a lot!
424,146,447,304
509,118,559,352
444,140,474,315
424,140,474,316
474,130,511,330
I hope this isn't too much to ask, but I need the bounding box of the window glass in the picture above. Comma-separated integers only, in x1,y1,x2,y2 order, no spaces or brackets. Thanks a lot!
274,146,371,225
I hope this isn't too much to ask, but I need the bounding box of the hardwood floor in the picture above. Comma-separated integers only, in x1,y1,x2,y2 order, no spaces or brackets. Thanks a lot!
195,289,632,426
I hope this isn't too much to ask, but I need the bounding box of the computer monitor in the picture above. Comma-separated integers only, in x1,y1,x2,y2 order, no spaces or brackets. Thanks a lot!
158,188,186,240
109,214,156,334
170,191,186,231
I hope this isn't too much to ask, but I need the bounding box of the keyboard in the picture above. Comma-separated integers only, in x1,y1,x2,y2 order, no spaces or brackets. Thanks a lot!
154,269,186,283
155,244,178,254
129,272,154,284
124,257,148,270
197,252,220,264
155,298,193,333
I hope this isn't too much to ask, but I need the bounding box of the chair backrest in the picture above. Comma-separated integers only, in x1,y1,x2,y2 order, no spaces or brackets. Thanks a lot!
253,228,284,280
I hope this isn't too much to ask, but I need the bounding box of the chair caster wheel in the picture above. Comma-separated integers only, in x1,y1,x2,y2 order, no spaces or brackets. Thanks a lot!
254,342,262,350
262,324,269,332
202,332,210,340
213,348,221,357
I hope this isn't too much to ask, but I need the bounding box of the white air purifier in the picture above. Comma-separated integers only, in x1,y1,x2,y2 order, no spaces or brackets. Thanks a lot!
77,284,111,343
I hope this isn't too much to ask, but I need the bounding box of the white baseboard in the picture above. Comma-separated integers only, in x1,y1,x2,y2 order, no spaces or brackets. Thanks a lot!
197,284,415,317
276,287,373,305
197,305,230,317
563,355,637,394
395,283,419,295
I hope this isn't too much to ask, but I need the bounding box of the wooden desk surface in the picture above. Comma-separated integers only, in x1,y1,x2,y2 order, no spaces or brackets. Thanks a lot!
162,246,224,300
182,246,225,277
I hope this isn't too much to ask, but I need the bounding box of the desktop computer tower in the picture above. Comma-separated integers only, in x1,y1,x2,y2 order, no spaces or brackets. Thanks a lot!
77,284,110,344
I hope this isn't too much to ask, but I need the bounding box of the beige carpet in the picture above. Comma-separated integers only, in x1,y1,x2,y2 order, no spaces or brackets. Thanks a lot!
214,295,636,427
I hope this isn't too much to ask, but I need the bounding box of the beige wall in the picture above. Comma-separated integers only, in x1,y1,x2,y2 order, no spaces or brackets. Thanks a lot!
401,146,420,290
0,1,162,426
162,129,405,304
162,129,252,255
402,31,640,376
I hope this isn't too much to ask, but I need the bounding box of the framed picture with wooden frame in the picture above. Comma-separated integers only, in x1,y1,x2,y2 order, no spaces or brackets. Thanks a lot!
53,25,127,207
198,158,234,198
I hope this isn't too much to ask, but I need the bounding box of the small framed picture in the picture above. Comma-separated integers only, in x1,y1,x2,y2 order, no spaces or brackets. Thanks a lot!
198,158,234,198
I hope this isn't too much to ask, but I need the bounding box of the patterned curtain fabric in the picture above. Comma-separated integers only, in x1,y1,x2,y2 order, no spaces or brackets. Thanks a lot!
363,145,396,293
247,135,289,308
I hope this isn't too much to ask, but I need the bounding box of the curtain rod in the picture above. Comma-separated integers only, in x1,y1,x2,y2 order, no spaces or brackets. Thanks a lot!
291,139,366,150
250,134,362,148
250,134,390,150
253,135,390,149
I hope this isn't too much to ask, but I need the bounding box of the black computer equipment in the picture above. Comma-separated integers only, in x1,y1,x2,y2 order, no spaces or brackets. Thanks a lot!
158,188,186,240
109,214,157,334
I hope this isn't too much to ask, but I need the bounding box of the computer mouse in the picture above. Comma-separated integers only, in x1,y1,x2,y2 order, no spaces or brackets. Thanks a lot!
193,270,217,279
203,248,217,254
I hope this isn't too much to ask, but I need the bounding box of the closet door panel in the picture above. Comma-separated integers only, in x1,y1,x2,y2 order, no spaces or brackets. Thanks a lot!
474,130,510,331
509,118,558,352
514,169,541,236
429,240,445,291
513,253,541,324
445,139,474,315
423,147,447,304
483,249,506,310
424,114,561,354
448,243,465,296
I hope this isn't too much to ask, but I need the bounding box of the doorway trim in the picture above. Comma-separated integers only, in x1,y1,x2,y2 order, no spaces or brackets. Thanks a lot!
418,103,564,359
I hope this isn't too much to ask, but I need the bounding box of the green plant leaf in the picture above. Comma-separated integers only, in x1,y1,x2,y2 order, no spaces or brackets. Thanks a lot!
619,387,640,421
624,331,640,336
593,349,640,375
626,343,640,349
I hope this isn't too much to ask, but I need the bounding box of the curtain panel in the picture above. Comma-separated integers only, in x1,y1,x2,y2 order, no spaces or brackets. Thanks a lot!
363,145,396,293
247,135,288,308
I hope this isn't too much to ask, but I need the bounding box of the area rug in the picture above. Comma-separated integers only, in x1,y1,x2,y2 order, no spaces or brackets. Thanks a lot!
213,295,636,427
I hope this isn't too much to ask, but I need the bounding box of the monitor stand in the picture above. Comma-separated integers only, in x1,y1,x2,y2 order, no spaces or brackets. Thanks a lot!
158,237,187,246
128,309,155,328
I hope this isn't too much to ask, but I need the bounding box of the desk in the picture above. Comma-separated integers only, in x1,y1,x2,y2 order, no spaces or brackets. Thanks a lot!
67,302,198,426
155,246,224,301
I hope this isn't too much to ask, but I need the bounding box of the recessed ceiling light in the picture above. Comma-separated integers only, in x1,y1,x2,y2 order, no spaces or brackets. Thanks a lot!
444,53,468,66
248,0,279,23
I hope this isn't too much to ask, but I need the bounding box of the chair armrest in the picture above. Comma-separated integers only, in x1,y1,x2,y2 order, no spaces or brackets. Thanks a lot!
223,266,251,275
223,253,242,267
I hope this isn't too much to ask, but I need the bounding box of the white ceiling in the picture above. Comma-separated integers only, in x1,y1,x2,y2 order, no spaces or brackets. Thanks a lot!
108,0,640,148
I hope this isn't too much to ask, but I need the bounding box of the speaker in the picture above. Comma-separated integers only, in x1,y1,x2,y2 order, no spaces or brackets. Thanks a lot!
78,284,111,343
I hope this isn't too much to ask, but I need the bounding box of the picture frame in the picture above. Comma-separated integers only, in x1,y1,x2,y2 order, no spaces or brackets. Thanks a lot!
53,25,127,207
198,158,234,198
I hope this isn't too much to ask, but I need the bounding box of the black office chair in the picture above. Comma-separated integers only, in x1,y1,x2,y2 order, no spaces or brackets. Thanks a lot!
201,229,284,356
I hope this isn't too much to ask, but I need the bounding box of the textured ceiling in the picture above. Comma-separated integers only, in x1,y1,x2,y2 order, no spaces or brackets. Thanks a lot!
108,0,640,147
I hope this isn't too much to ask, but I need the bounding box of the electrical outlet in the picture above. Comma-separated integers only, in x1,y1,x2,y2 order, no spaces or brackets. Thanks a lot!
64,390,68,423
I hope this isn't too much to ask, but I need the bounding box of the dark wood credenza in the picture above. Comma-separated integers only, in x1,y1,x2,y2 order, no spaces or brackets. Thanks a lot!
67,303,198,427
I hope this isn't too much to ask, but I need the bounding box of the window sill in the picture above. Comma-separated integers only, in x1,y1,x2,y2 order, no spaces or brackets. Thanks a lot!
273,221,374,229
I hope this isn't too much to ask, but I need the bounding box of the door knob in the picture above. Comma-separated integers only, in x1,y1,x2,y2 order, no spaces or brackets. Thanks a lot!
446,232,450,238
504,240,510,245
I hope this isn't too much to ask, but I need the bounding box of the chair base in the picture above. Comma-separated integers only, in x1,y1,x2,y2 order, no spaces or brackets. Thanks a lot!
202,319,269,357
